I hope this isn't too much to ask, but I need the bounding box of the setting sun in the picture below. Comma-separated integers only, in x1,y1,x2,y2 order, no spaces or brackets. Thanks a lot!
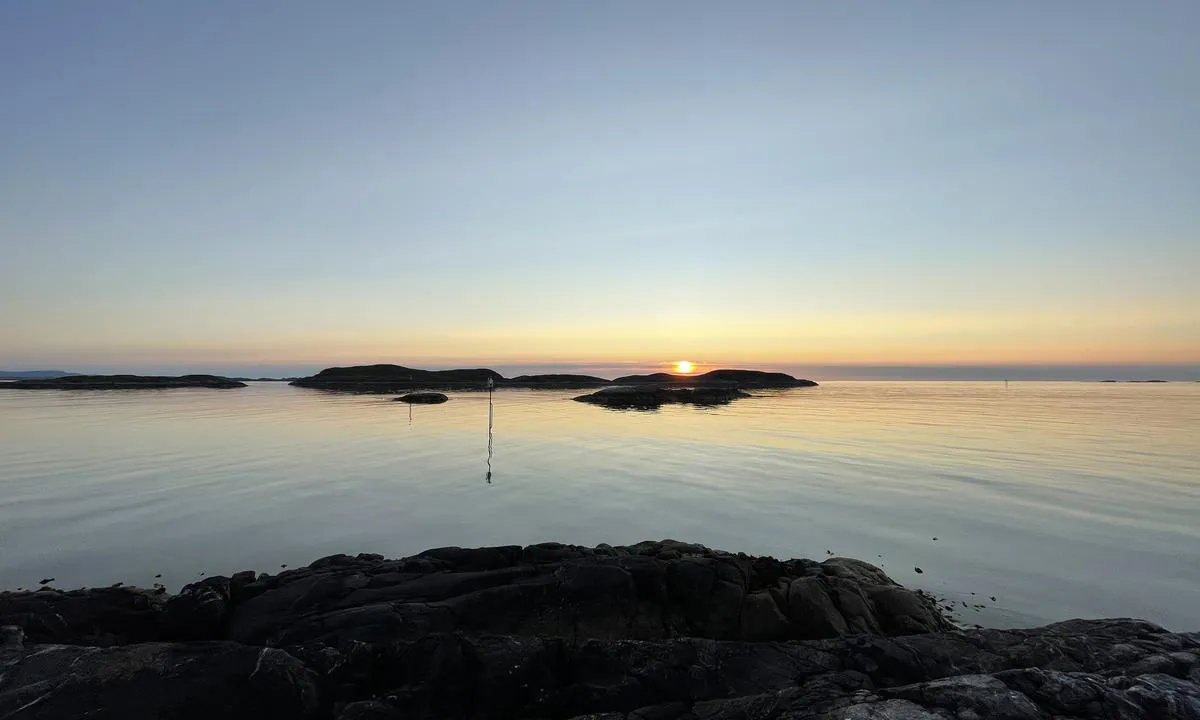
674,360,695,374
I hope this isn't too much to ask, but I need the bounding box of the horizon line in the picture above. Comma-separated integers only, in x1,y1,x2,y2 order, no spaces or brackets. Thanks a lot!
3,360,1198,383
4,360,1199,369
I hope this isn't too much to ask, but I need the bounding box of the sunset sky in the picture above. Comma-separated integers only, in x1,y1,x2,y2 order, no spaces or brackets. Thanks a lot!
2,2,1197,379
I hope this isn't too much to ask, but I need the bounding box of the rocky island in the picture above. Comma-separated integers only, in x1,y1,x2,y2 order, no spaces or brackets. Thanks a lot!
574,386,751,409
1,540,1196,719
291,365,504,392
289,365,819,393
5,374,247,389
571,370,819,409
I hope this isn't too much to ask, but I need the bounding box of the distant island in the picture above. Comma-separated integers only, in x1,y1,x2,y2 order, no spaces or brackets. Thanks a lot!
6,374,247,390
289,364,819,393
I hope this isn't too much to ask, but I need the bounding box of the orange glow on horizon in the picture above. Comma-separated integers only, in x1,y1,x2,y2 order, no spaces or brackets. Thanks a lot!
674,360,696,374
9,303,1196,369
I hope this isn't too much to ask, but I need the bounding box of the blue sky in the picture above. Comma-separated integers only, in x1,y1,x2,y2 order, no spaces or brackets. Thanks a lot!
2,2,1197,378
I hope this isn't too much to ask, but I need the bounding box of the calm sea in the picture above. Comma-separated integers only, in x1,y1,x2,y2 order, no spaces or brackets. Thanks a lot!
1,381,1197,630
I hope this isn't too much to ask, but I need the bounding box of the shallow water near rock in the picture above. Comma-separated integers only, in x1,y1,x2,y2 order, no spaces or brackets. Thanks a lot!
0,380,1197,630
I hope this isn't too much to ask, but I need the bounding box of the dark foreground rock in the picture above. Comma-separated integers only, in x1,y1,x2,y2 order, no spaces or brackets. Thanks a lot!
6,374,247,389
574,386,752,409
393,392,449,404
2,541,1196,719
613,369,819,388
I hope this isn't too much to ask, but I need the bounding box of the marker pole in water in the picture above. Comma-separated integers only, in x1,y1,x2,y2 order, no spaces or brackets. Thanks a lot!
486,377,494,483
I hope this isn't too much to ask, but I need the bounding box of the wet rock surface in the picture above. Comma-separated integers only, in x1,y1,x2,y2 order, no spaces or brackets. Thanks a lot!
1,541,1196,719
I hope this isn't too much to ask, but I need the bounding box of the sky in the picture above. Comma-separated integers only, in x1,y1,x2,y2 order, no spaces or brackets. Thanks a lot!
2,2,1197,380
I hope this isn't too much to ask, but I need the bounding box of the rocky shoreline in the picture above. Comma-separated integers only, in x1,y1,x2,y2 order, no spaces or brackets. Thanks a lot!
1,540,1196,719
